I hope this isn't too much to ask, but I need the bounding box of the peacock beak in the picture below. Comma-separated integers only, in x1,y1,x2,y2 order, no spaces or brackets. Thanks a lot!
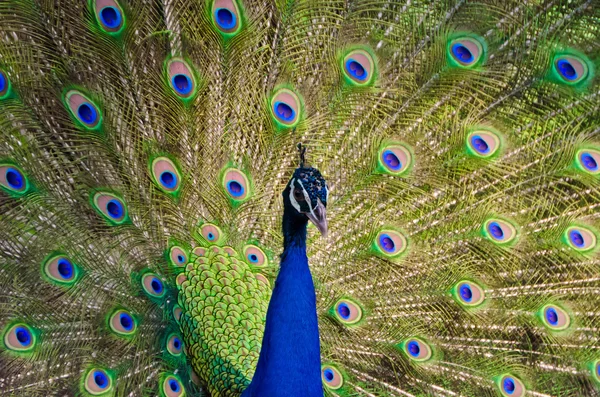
306,198,327,237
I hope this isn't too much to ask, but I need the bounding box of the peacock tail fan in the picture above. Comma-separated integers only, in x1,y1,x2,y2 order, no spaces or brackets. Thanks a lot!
0,0,599,396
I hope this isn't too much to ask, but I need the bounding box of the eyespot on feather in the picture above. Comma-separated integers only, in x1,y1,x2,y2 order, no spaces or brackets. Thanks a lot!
496,374,525,397
448,36,485,68
166,334,183,356
333,299,363,325
211,0,242,36
64,90,102,130
93,0,125,34
452,280,485,307
0,70,11,99
3,323,36,352
84,368,113,395
539,304,570,331
466,129,501,158
576,149,600,175
151,157,182,193
375,229,407,258
43,255,80,285
92,192,128,224
401,338,433,362
342,48,375,86
161,374,185,397
166,58,197,99
243,245,267,267
593,360,600,383
200,223,222,243
482,218,518,245
169,246,188,267
554,55,589,84
378,144,412,175
563,225,597,252
142,273,166,298
222,168,250,201
108,309,137,336
321,365,343,390
0,164,29,195
270,88,301,128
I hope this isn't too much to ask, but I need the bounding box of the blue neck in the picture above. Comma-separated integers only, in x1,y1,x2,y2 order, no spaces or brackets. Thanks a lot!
242,208,323,397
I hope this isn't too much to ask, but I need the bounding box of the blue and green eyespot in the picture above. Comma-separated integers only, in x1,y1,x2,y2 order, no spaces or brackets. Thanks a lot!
466,128,502,159
539,304,571,331
166,333,183,356
0,164,30,195
221,168,251,203
0,69,11,99
331,298,363,325
151,156,182,194
64,90,102,131
447,34,487,68
373,229,408,258
482,218,518,246
551,51,593,87
142,273,166,299
563,224,597,253
165,58,197,100
400,337,433,362
592,360,600,383
321,364,344,390
92,0,125,35
575,148,600,176
199,223,223,244
269,87,302,129
160,373,186,397
496,374,525,397
211,0,242,37
243,244,268,267
108,309,137,337
43,254,80,286
452,280,485,308
341,47,376,86
92,192,128,225
377,143,413,176
3,323,37,352
169,246,188,267
83,367,114,395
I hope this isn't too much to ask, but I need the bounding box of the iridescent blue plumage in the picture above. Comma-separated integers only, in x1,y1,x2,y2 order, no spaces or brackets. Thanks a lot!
243,165,327,397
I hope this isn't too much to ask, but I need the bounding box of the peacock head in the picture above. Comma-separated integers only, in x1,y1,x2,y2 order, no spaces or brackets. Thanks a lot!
283,165,328,236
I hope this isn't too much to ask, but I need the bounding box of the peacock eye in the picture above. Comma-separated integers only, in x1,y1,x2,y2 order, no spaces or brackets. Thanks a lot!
497,374,525,397
167,334,183,356
321,365,344,390
540,304,571,331
161,374,185,397
3,323,36,352
84,368,113,394
401,337,433,362
109,309,137,336
293,188,305,201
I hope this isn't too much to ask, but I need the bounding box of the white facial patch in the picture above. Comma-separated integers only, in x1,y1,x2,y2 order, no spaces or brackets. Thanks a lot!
289,178,301,213
289,178,311,214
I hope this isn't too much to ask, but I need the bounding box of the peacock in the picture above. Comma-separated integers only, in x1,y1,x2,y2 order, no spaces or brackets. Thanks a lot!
1,0,600,396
